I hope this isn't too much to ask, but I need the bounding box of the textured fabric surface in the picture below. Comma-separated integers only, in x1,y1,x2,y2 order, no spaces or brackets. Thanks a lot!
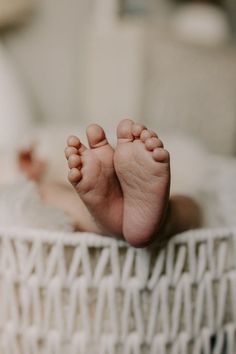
0,227,235,354
0,179,73,232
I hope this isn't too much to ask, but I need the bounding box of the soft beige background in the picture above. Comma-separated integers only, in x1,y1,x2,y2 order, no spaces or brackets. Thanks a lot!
2,0,236,154
4,0,89,125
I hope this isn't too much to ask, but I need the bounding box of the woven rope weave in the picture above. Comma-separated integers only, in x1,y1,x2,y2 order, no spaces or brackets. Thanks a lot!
0,227,235,354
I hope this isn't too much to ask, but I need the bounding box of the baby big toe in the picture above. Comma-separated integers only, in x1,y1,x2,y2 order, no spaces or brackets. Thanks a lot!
117,118,134,141
86,124,109,148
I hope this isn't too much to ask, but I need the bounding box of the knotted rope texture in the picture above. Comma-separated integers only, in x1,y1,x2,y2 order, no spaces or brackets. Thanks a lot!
0,227,235,354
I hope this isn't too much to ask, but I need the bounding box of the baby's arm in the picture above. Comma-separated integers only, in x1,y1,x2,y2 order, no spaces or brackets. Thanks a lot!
18,145,47,182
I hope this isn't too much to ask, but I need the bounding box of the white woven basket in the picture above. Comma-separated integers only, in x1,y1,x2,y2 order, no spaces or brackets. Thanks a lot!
0,227,235,354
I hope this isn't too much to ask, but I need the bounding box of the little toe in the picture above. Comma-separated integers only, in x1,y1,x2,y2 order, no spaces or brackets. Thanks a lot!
145,137,163,151
140,129,154,142
153,148,170,163
67,135,80,148
131,123,146,138
68,154,82,169
67,135,87,153
68,167,82,184
65,146,78,160
86,124,109,148
117,118,134,142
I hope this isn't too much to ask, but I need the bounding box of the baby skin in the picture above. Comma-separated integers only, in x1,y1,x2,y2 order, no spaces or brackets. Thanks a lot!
19,119,202,248
64,119,201,247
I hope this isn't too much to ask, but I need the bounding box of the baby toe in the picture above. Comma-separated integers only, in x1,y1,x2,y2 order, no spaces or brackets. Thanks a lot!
67,135,87,153
86,124,109,148
153,148,170,163
64,146,78,159
117,118,134,142
68,167,82,184
68,154,82,169
67,135,81,148
149,130,158,138
131,123,146,138
140,129,154,142
145,137,163,151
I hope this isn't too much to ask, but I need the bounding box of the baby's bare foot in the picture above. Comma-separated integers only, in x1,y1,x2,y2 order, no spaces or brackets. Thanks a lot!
65,124,123,236
114,119,170,247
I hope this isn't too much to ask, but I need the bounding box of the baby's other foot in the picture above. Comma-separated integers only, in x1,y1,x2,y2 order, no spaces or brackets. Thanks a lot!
65,124,123,236
114,119,170,247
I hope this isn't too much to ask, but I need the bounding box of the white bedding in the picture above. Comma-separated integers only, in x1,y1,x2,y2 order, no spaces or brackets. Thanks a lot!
0,178,73,231
0,132,236,232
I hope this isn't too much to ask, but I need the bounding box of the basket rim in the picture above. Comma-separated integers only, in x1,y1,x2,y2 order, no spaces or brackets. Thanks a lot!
0,226,235,247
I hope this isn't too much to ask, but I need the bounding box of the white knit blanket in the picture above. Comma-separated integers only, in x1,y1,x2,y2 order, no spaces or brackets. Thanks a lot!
0,178,73,232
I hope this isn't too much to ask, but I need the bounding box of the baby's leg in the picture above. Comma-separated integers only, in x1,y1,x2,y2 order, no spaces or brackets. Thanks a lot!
39,181,201,245
18,145,103,233
155,195,202,249
39,181,103,234
39,180,201,246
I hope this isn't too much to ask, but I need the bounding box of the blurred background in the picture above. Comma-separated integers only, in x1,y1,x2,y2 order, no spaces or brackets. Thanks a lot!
0,0,236,156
